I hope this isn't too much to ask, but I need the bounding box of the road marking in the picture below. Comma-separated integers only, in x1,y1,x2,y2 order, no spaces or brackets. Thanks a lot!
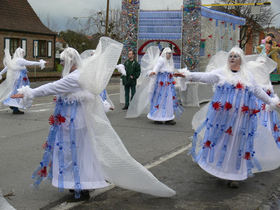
108,93,120,96
50,143,191,210
29,108,51,113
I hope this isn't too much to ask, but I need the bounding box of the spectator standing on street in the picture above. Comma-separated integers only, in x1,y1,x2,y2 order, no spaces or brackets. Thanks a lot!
121,50,141,110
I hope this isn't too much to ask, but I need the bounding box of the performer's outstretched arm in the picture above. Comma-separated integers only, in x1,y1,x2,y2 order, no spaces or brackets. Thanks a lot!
17,58,46,69
0,66,8,79
184,71,220,85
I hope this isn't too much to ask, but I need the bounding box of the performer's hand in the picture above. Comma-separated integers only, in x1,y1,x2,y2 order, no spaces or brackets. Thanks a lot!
277,103,280,108
11,94,24,98
149,72,156,76
130,75,134,79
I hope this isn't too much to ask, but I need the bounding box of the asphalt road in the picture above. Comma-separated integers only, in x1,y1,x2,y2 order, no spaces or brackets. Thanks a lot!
1,81,280,210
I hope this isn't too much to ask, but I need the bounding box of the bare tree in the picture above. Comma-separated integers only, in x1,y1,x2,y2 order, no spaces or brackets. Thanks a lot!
214,0,273,49
71,9,122,40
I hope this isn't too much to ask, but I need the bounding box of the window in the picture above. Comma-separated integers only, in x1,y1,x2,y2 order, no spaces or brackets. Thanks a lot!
10,38,21,55
34,40,52,58
38,40,47,57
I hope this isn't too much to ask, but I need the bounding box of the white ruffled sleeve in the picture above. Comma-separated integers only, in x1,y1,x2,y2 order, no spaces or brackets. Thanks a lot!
17,58,46,69
253,85,279,110
148,57,164,76
185,70,221,85
17,71,80,106
116,64,126,76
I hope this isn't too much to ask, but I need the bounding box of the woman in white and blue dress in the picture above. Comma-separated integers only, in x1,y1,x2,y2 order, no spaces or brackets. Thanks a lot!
12,38,175,200
0,47,45,114
147,47,184,125
183,47,280,187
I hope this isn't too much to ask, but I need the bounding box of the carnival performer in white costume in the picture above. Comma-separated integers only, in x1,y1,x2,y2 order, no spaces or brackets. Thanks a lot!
12,38,175,200
0,48,45,114
183,47,280,186
126,47,184,125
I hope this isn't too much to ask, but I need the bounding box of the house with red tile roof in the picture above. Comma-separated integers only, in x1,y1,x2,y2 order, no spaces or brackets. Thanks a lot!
0,0,56,70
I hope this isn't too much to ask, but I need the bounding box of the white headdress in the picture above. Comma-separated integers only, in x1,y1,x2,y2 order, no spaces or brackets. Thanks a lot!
60,47,82,77
80,49,96,60
161,47,174,70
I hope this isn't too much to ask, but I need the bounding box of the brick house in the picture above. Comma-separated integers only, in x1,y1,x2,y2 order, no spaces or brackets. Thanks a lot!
0,0,56,71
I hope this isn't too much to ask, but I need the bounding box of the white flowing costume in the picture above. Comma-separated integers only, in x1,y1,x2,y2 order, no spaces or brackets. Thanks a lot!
188,47,280,181
126,47,183,120
18,38,175,197
0,48,45,108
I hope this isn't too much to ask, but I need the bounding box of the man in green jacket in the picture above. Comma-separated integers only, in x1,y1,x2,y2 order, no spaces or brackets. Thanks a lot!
122,50,141,110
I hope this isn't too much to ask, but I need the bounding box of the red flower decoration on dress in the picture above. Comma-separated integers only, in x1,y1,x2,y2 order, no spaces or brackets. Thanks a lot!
172,96,176,100
208,54,211,58
277,137,280,142
221,36,224,39
230,37,233,40
38,166,47,177
23,77,27,81
225,127,233,135
244,152,251,160
204,140,211,148
42,142,48,149
48,115,55,125
169,74,173,79
261,104,266,110
212,101,222,110
56,114,66,124
155,105,159,109
224,102,232,110
172,81,176,85
166,82,171,86
274,124,279,132
208,35,213,38
159,81,164,86
242,106,249,113
236,82,244,89
53,96,57,102
251,109,260,115
266,90,271,96
209,18,213,21
221,21,225,24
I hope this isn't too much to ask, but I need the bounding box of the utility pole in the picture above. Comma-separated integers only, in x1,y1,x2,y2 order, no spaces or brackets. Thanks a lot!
105,0,110,36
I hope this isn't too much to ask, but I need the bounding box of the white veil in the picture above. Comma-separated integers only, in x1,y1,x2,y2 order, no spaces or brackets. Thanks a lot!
126,46,161,118
79,38,175,197
60,48,82,78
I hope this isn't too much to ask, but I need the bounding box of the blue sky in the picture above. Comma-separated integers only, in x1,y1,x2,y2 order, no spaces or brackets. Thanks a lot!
27,0,280,32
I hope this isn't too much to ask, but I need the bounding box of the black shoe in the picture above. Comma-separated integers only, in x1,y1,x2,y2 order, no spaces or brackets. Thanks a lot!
13,109,24,114
69,190,90,202
227,181,239,189
165,120,176,125
9,106,15,110
122,106,128,110
154,121,163,124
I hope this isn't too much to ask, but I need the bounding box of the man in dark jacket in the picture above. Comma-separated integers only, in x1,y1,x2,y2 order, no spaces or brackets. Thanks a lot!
122,50,141,110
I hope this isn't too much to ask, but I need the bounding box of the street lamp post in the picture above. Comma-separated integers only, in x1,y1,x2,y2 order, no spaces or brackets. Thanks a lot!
105,0,110,36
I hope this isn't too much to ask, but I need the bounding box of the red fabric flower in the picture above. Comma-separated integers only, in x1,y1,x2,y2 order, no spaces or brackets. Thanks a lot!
277,137,280,142
241,106,249,113
155,105,159,109
225,127,233,135
266,90,271,96
274,124,279,132
166,82,171,86
53,96,57,102
230,37,233,40
204,140,211,148
38,166,47,177
172,96,176,100
56,114,66,124
208,35,213,38
251,109,260,115
244,152,251,160
224,102,232,110
221,21,225,24
159,81,164,86
236,82,244,89
208,54,211,58
212,101,221,111
42,142,48,149
23,77,27,81
261,104,266,110
169,74,173,79
48,115,55,125
209,18,213,21
172,81,176,85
